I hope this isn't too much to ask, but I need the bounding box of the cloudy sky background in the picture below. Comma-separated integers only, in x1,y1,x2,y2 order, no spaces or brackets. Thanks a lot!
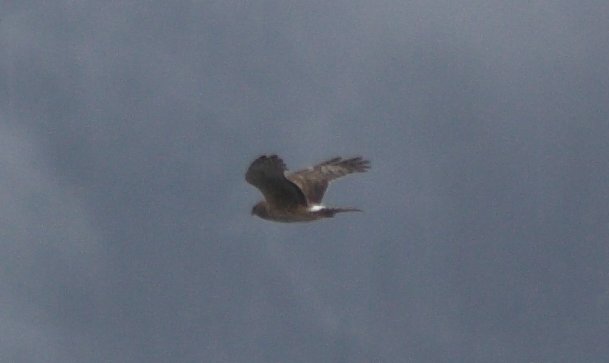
2,1,609,361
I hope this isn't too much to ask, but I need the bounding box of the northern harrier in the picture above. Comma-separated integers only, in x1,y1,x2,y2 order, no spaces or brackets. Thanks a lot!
246,154,370,222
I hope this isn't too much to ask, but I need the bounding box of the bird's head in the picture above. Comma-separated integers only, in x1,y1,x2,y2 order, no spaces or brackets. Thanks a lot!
251,201,269,219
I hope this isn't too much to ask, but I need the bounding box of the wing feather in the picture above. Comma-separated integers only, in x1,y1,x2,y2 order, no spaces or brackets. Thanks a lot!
287,157,370,204
245,155,307,208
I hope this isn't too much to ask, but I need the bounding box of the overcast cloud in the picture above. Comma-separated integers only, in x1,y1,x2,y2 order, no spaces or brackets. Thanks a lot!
2,1,609,362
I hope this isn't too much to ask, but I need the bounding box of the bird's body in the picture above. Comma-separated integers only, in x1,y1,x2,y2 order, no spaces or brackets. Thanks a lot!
245,155,370,223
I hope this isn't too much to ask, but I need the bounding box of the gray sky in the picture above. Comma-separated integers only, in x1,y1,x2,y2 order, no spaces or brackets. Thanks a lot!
2,1,609,362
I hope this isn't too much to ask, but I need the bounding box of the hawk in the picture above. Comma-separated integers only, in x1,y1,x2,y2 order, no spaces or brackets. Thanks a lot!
246,154,370,222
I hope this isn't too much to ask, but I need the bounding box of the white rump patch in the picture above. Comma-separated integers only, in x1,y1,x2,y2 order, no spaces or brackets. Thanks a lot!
308,204,325,212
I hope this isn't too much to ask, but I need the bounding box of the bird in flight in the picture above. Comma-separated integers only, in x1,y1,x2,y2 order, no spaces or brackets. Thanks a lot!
246,154,370,222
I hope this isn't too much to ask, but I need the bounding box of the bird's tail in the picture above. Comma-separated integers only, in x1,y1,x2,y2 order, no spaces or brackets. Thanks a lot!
318,207,362,218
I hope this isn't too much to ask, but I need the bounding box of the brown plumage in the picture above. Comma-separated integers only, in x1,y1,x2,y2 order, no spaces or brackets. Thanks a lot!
245,155,370,222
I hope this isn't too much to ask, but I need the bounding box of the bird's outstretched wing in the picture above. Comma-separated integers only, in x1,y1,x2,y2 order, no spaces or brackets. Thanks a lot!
245,155,307,208
287,157,370,204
